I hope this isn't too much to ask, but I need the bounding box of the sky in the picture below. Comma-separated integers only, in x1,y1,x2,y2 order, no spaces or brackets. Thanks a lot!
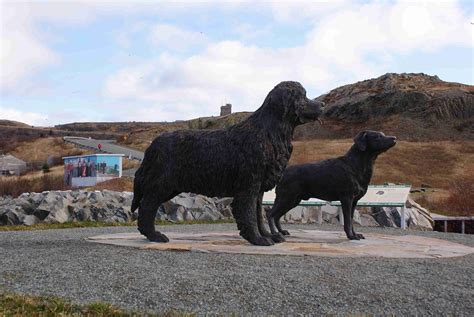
0,0,473,126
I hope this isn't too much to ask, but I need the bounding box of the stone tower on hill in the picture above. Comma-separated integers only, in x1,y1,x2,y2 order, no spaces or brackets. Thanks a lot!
220,103,232,116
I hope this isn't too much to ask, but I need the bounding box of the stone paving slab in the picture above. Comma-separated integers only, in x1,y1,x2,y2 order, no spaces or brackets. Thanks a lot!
87,229,474,259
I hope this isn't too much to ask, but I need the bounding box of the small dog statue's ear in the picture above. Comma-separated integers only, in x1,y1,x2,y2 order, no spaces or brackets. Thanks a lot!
354,131,367,151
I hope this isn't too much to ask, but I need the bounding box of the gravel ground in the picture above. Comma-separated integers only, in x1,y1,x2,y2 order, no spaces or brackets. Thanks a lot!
1,223,473,315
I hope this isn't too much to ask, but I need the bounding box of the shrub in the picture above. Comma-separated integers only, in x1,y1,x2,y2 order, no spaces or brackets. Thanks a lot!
414,174,474,217
443,176,474,216
42,163,50,173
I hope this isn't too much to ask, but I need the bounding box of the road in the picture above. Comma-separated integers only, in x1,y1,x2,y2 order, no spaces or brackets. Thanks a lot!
1,224,473,315
63,136,144,161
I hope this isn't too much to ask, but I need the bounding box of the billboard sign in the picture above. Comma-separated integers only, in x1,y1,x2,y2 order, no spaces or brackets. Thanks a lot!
63,154,123,187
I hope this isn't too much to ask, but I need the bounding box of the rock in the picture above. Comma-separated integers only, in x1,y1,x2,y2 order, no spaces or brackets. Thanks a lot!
359,214,380,227
33,208,49,221
160,193,223,222
405,198,433,230
372,206,401,227
295,73,474,141
352,209,361,225
321,205,339,222
282,205,304,223
0,190,433,231
11,195,35,215
0,208,22,225
371,198,433,230
39,192,71,224
71,206,91,222
23,215,40,226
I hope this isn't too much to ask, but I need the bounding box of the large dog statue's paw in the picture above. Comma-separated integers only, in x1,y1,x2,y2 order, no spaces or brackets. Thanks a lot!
354,233,365,239
147,232,170,243
250,236,275,246
270,233,286,243
280,229,290,236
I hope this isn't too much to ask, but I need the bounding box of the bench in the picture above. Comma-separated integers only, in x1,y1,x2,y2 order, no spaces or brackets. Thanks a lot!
431,213,473,234
263,184,412,229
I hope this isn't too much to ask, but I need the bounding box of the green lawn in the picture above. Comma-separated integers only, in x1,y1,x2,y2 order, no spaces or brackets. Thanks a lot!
0,291,194,316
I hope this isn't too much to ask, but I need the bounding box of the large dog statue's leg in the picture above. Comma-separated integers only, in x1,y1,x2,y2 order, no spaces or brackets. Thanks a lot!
341,197,359,240
256,192,285,243
137,195,169,243
351,200,365,239
232,186,274,246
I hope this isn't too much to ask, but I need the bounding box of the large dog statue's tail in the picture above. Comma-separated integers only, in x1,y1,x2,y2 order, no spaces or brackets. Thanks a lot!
131,166,143,213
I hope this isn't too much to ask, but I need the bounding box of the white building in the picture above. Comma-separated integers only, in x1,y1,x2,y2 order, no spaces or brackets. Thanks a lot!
0,155,27,176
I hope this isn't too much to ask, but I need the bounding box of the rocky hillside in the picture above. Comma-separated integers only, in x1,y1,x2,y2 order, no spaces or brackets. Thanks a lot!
296,73,474,140
320,73,472,121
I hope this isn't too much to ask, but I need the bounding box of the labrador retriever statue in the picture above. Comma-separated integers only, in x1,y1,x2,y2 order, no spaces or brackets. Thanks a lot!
267,130,396,241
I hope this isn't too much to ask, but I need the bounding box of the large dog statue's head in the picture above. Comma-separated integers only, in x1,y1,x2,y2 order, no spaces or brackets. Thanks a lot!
262,81,325,125
354,130,397,154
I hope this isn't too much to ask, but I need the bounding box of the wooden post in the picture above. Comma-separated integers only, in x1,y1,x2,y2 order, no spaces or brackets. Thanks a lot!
461,220,465,234
401,206,406,229
444,220,448,233
317,207,323,225
338,207,344,226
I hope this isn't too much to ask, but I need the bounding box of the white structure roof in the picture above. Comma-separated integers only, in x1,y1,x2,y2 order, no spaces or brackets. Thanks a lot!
0,154,26,169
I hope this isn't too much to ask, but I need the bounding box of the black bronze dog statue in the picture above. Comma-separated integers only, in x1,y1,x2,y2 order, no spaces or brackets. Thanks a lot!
132,81,325,246
267,130,396,241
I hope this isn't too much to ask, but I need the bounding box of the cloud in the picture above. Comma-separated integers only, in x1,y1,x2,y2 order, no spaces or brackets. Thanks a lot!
104,41,333,118
103,0,472,121
0,0,242,93
0,2,60,91
268,0,350,24
149,24,208,52
2,0,472,123
0,1,209,92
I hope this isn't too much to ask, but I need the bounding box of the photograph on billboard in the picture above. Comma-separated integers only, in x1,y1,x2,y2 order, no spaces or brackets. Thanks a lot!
64,155,121,186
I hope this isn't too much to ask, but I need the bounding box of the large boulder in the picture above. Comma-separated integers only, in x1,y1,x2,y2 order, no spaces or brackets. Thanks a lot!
40,191,72,224
405,198,434,230
160,193,224,222
371,198,433,230
0,207,23,225
0,190,433,231
0,190,137,226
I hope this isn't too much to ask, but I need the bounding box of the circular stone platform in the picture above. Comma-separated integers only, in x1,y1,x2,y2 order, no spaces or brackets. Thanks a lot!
87,230,474,259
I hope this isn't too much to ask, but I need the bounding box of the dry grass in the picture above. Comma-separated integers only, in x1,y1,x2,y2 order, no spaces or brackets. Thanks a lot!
10,137,89,164
122,157,140,170
290,139,474,189
119,122,189,151
0,174,67,197
88,177,134,192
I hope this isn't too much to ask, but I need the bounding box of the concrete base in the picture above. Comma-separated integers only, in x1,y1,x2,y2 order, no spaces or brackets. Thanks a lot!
87,230,474,259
